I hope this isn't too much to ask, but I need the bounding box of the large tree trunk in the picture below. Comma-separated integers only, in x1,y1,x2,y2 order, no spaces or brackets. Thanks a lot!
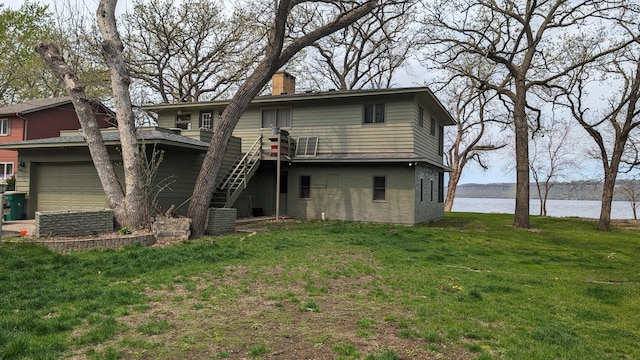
97,0,149,228
599,172,615,230
444,165,462,212
513,82,530,228
35,43,127,224
187,0,378,238
188,66,276,237
599,146,623,230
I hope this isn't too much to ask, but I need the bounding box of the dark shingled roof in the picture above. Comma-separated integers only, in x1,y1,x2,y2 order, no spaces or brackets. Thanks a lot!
0,97,73,116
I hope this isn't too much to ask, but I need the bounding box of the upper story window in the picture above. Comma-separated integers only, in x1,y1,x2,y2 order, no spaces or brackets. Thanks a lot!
0,118,10,136
199,111,213,130
364,104,385,124
430,116,436,135
175,113,191,130
438,124,444,155
262,108,291,128
418,106,424,128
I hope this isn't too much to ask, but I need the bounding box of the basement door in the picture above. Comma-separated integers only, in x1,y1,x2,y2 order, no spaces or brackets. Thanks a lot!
35,163,108,212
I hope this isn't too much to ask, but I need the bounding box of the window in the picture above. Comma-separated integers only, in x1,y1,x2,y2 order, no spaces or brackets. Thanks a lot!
364,104,385,124
430,179,434,202
0,162,13,181
175,113,191,130
430,116,436,135
418,106,424,128
438,124,444,155
199,112,213,130
420,178,424,202
0,119,10,136
262,108,291,128
373,176,386,201
438,172,444,203
296,137,318,156
280,172,288,194
299,175,311,199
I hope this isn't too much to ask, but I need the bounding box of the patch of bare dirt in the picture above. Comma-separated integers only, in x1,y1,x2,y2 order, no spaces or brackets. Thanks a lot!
74,261,475,360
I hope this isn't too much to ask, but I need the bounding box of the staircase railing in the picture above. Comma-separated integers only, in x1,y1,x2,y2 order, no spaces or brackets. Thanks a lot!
219,135,263,207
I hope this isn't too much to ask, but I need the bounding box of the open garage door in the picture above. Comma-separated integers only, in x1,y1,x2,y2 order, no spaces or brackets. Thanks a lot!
35,163,108,212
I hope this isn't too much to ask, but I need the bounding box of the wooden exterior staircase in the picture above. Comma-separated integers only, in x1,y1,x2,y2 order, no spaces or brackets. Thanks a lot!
210,136,263,208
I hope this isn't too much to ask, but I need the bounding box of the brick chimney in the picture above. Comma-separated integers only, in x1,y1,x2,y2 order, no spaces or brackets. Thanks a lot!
272,72,296,95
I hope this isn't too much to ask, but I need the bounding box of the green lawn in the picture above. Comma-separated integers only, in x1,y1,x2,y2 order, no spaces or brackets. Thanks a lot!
1,213,639,359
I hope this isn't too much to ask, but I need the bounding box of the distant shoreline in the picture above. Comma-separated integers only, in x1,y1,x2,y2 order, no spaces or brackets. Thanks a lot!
451,180,630,201
450,197,636,220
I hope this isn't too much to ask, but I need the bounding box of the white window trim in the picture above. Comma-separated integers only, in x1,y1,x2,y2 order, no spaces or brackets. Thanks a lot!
0,118,10,136
0,162,14,181
200,112,213,130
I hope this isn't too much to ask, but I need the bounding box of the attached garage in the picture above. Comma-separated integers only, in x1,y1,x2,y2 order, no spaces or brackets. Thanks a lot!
0,128,239,219
34,162,108,212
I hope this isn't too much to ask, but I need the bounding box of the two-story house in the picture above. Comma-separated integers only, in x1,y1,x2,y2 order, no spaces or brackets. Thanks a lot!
145,72,456,224
1,73,454,224
0,97,115,183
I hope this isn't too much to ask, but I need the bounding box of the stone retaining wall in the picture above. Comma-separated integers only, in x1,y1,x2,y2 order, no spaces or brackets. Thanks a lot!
152,216,191,245
206,208,236,234
35,210,114,238
30,234,155,254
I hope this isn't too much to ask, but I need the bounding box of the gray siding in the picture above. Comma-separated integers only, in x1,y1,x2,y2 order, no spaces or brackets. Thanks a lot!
285,163,417,224
157,95,423,155
414,164,445,223
414,99,445,164
13,137,242,218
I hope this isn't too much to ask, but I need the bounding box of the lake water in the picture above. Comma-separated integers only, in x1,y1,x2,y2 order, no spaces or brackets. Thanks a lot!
450,198,636,219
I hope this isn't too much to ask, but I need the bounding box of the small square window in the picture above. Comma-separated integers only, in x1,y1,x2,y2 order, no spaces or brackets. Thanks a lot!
364,104,385,124
175,113,191,130
373,176,386,201
262,108,291,128
300,175,311,199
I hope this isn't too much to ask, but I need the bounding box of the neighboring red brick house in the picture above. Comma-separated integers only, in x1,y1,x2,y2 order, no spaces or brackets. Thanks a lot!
0,97,115,182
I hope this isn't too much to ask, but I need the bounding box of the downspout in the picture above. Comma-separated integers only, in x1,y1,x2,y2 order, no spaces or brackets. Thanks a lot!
16,112,27,140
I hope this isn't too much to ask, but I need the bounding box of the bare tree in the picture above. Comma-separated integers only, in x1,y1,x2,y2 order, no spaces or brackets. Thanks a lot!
560,34,640,230
441,76,507,211
420,0,632,229
121,0,262,103
618,177,640,220
187,0,392,237
304,1,416,90
529,120,577,216
36,0,388,235
37,0,150,229
50,0,111,101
